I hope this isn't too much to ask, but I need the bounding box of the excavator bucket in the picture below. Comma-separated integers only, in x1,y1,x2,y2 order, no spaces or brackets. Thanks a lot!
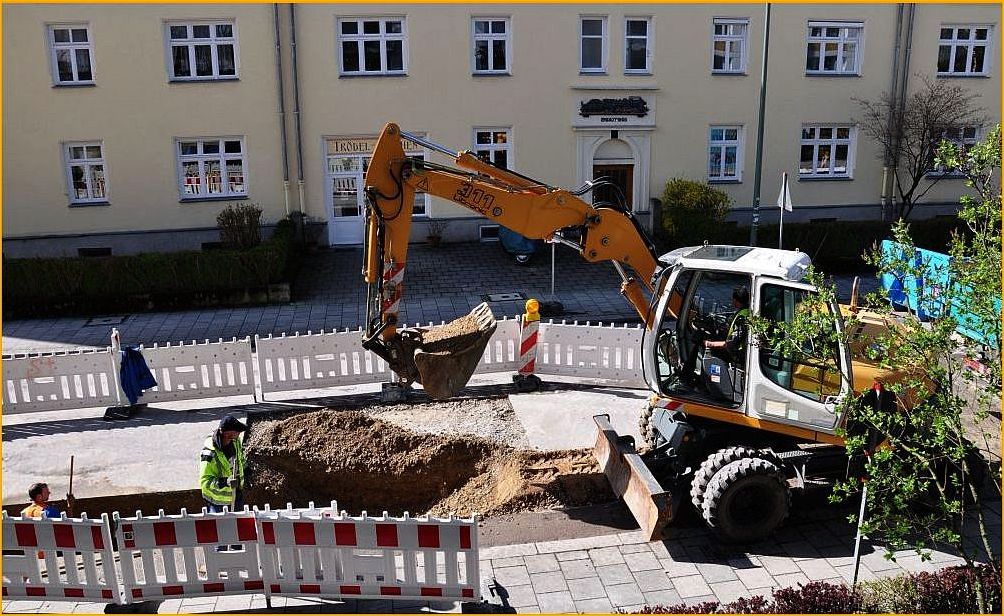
409,302,497,399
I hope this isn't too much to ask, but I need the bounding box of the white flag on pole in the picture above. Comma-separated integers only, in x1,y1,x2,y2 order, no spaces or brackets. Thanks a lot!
777,171,793,212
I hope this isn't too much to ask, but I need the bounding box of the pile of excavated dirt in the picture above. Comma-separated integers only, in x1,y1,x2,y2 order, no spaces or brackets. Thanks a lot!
244,402,612,517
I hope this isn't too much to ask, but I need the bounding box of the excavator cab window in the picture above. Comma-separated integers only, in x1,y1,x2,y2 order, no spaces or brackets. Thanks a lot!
654,269,751,406
757,283,842,402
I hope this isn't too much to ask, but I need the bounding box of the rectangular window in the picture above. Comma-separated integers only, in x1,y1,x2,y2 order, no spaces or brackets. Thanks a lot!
805,21,863,75
472,17,510,74
938,25,992,76
712,18,748,74
177,137,247,199
624,17,651,74
708,126,743,182
799,125,855,178
338,17,407,75
473,128,512,170
49,24,94,85
326,152,427,216
929,126,981,175
166,21,238,81
580,16,607,73
65,142,107,204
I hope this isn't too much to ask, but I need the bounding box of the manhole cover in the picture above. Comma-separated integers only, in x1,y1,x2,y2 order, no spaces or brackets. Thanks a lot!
484,292,526,302
85,315,127,327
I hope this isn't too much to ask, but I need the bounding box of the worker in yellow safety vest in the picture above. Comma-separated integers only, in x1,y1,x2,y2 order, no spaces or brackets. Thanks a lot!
199,414,247,512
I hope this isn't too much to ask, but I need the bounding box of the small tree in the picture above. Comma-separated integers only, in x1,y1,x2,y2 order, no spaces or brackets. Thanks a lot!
659,178,731,247
855,75,985,220
750,128,1001,613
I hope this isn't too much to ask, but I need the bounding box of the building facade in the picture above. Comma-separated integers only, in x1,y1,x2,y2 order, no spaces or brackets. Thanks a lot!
3,3,999,257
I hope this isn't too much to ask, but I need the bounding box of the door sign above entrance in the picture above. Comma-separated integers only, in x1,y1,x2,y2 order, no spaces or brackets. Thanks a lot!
326,134,425,156
572,96,655,128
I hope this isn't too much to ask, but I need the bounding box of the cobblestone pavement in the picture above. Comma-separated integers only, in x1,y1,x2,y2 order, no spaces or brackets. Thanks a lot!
2,242,879,354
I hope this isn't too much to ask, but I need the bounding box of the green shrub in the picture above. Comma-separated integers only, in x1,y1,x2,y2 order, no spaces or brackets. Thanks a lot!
217,202,263,249
659,179,732,246
3,223,297,317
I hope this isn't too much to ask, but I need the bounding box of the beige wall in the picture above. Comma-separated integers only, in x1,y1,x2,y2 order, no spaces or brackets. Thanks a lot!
3,3,999,254
3,4,285,239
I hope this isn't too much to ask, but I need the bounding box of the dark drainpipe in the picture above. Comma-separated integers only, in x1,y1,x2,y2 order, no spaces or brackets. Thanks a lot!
273,4,290,216
290,4,306,214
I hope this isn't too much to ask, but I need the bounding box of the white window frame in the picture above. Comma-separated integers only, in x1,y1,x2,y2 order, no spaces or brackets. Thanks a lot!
48,24,95,85
624,16,652,74
579,16,608,74
799,124,856,179
176,137,248,200
472,127,513,170
938,25,992,76
326,151,428,217
337,17,408,76
805,21,863,75
64,141,108,204
471,17,511,75
928,125,982,176
165,20,239,81
708,125,743,182
711,18,748,74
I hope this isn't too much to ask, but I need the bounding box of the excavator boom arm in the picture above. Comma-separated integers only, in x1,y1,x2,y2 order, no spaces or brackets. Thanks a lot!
362,122,660,398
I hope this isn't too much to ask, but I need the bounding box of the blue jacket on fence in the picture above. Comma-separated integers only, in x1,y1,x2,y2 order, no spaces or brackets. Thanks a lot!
120,346,157,405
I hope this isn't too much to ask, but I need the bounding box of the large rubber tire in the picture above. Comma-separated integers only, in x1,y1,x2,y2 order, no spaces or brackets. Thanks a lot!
690,447,782,511
702,457,790,543
690,447,760,510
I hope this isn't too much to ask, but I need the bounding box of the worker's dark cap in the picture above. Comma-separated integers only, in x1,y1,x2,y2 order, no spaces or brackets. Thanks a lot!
219,414,247,433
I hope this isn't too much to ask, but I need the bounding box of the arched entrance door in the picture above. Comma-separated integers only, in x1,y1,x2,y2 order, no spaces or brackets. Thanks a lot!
592,138,634,210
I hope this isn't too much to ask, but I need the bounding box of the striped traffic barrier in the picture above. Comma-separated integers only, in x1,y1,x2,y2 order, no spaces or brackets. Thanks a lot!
513,298,542,392
1,512,118,602
256,504,479,602
113,508,264,604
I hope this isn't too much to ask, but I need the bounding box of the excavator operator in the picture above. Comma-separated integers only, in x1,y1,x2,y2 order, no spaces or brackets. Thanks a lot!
703,285,750,366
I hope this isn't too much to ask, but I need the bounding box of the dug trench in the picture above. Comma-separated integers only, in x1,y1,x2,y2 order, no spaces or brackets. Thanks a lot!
4,397,639,544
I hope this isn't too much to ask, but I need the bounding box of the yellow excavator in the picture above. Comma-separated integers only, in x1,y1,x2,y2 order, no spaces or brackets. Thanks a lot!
362,122,904,542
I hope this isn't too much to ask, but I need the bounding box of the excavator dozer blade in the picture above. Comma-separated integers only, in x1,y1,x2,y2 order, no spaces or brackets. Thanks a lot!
593,414,674,541
411,302,497,399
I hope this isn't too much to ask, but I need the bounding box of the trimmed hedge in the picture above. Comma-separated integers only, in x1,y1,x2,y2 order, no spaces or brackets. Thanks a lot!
630,562,1000,614
3,224,300,318
655,217,964,273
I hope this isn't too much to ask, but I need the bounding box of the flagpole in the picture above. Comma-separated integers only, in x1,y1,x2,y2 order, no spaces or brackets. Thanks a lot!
779,171,786,249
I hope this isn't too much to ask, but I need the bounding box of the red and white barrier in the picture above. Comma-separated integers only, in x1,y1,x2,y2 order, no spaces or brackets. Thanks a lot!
113,508,265,604
1,512,118,602
256,504,479,602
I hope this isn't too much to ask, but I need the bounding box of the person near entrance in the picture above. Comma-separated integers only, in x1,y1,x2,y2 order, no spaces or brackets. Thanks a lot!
199,414,247,512
703,285,751,365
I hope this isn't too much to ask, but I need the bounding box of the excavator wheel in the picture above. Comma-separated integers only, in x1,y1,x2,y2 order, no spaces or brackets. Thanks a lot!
690,447,781,511
702,457,790,543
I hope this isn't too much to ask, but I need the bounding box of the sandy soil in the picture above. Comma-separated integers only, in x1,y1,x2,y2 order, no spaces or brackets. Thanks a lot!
243,400,613,518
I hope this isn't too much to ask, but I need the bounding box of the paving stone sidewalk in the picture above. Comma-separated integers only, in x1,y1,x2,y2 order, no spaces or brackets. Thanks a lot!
2,242,879,354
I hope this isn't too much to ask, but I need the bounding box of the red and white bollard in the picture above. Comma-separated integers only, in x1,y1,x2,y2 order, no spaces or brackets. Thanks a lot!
513,298,542,392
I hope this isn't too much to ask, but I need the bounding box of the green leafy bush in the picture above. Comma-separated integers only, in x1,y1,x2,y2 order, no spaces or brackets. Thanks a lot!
659,179,732,246
3,222,299,317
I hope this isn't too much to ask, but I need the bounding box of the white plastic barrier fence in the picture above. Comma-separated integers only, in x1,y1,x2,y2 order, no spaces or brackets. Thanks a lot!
537,321,644,386
136,339,256,404
113,508,265,604
1,512,118,602
254,317,520,397
2,349,120,414
256,504,479,602
1,318,643,414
